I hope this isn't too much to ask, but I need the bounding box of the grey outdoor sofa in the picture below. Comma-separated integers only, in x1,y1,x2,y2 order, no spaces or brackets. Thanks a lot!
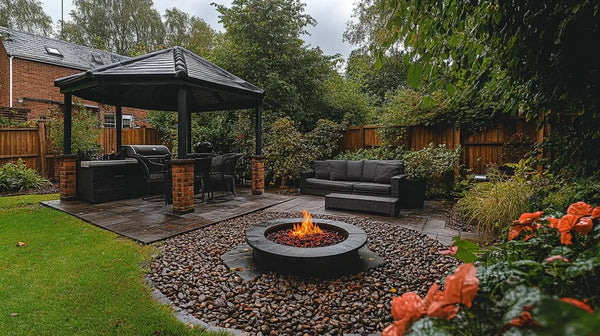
300,159,407,198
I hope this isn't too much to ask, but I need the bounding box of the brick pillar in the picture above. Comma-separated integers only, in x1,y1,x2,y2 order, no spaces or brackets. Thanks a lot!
251,155,265,195
171,159,195,214
58,154,78,201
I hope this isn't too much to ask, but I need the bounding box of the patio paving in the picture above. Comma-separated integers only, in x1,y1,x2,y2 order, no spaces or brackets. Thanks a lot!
42,190,290,244
42,189,470,245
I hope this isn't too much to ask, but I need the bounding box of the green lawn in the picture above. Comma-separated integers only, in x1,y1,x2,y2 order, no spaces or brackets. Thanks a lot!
0,194,222,336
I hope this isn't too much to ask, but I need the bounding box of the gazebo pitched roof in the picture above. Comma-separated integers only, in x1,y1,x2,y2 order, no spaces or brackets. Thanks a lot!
54,46,264,112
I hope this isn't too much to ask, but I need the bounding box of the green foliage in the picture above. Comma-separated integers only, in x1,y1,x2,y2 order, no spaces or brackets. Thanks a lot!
263,117,311,186
380,88,451,127
0,0,53,35
163,7,215,55
454,176,533,241
528,174,600,214
403,144,460,198
62,0,165,55
0,116,34,128
345,49,408,105
451,236,480,263
318,72,375,126
0,159,49,191
147,110,177,149
304,119,345,161
46,105,101,157
334,146,405,160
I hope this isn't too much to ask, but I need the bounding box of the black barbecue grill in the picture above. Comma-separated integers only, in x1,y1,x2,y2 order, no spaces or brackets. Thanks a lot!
121,145,172,163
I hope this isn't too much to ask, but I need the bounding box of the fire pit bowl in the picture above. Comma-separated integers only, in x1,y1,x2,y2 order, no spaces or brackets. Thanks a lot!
245,218,368,275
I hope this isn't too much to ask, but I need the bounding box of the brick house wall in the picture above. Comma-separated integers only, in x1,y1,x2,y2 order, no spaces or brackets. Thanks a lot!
0,43,148,126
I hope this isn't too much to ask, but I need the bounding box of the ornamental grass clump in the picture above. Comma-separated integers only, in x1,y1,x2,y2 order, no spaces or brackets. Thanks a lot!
454,176,532,241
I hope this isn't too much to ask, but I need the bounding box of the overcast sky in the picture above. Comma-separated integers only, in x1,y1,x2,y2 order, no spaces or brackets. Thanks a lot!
39,0,356,60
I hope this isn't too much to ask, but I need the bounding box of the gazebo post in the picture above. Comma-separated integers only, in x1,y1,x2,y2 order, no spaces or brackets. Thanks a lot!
63,93,72,154
251,106,264,195
186,107,192,154
58,93,77,201
171,87,195,214
115,106,122,154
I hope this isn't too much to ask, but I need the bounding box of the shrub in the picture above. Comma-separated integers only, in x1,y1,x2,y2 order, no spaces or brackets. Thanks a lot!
0,159,49,191
305,119,345,161
529,173,600,214
454,176,532,241
47,105,101,157
403,144,460,198
334,146,406,160
264,117,311,187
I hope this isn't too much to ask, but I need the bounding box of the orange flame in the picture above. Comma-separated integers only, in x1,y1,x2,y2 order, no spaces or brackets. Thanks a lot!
291,210,322,238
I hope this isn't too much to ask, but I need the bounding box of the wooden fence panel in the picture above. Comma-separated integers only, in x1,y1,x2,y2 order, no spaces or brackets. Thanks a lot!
342,118,538,174
0,128,40,172
0,126,164,177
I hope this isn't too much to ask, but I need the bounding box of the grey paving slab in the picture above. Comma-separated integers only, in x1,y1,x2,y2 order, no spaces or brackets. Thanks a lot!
42,190,290,244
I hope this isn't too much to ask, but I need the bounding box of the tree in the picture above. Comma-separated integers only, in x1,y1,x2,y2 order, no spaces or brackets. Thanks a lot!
163,7,215,56
0,0,52,35
62,0,165,55
211,0,340,130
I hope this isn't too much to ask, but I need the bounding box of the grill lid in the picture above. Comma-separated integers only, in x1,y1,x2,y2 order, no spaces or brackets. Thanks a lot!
121,145,171,157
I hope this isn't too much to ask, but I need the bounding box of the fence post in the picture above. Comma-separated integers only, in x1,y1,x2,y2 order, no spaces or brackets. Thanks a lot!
37,121,48,176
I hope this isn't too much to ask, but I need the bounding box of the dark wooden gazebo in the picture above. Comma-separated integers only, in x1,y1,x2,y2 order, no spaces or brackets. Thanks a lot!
54,46,265,213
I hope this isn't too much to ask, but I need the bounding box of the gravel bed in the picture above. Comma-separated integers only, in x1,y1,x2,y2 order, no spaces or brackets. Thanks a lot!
149,211,459,335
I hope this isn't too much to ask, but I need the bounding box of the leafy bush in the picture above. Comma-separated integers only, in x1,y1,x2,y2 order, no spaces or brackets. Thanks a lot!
529,173,600,214
403,144,460,198
47,105,101,157
264,117,311,187
334,146,406,160
305,119,345,161
384,202,600,336
454,176,533,241
0,159,49,191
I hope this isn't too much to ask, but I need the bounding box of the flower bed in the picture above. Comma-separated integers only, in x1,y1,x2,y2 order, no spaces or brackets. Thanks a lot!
383,201,600,335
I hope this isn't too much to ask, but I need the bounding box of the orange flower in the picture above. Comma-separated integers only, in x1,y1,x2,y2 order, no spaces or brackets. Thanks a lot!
508,306,539,328
382,320,408,336
391,293,424,322
567,202,593,216
560,298,594,313
592,206,600,219
383,264,479,335
574,217,594,235
558,214,579,245
547,217,560,229
441,263,479,309
509,211,543,241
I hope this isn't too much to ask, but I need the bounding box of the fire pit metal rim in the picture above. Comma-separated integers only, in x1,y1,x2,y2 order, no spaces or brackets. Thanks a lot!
245,218,367,259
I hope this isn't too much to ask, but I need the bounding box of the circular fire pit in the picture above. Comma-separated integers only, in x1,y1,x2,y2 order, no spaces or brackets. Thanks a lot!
245,218,368,275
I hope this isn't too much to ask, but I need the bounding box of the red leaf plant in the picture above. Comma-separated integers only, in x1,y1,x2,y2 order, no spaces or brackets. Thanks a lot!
508,305,539,329
382,263,479,336
508,211,544,241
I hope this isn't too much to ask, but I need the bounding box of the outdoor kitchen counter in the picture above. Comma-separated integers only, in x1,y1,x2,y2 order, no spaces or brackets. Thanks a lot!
77,159,145,203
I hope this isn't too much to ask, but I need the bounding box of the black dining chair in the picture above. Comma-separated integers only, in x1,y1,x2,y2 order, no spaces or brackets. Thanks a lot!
134,153,172,204
189,153,213,202
209,153,244,197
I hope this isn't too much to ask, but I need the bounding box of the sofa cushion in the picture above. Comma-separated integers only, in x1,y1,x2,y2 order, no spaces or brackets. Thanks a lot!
327,160,348,181
346,160,364,181
374,163,402,184
353,182,391,195
304,178,356,191
313,161,330,179
362,160,379,182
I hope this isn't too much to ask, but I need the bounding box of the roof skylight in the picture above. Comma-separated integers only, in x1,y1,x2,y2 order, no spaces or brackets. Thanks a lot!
45,46,62,57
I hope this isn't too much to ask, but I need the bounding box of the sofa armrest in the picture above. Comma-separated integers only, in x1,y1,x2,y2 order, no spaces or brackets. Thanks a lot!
391,174,408,198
